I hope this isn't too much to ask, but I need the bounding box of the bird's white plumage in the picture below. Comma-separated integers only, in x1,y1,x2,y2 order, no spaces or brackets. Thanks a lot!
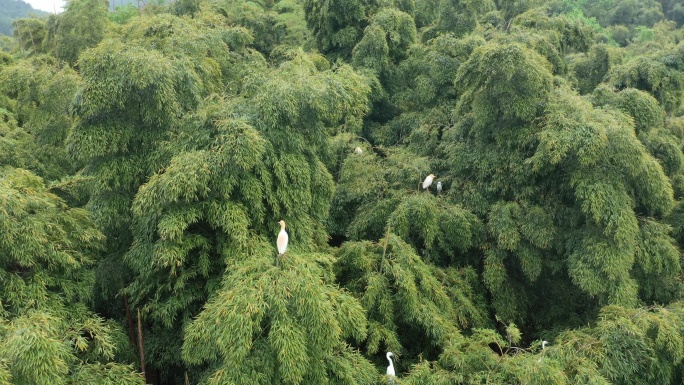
277,220,288,255
436,181,442,194
354,146,363,154
386,352,395,377
422,174,435,189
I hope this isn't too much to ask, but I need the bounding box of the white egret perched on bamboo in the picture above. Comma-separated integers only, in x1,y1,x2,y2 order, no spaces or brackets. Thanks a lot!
354,146,363,154
386,352,396,377
277,220,288,255
422,174,435,191
538,340,548,363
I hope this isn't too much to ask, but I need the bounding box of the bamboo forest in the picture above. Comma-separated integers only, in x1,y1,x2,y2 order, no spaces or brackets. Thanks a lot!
3,0,684,384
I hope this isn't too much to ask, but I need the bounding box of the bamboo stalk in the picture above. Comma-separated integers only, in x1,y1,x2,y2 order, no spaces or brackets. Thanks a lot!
137,309,146,376
124,295,136,348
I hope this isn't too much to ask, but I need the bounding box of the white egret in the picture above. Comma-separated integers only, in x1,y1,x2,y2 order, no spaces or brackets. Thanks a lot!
422,174,435,190
436,181,442,194
538,340,548,363
277,220,288,255
386,352,395,377
354,146,363,154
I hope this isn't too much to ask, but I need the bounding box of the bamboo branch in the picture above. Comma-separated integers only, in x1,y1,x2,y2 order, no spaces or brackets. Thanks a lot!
380,225,391,275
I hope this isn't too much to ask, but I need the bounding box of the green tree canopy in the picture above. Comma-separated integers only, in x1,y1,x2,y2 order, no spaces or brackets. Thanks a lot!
4,0,684,384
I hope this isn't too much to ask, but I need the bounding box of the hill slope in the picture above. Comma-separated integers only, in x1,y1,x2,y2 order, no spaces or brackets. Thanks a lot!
0,0,49,36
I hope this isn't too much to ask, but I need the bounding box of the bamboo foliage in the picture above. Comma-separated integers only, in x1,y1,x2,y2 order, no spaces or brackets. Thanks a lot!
332,144,483,260
0,63,80,180
402,304,684,384
439,36,679,322
5,0,684,384
62,15,235,375
182,251,375,385
125,49,370,318
304,0,384,57
46,0,108,65
0,167,142,385
607,42,684,113
119,48,369,375
336,235,487,363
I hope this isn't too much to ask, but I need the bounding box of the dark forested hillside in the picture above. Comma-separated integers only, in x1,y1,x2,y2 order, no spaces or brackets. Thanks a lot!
0,0,48,36
3,0,684,384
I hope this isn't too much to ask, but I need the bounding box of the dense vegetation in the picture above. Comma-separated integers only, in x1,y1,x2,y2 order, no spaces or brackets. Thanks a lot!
2,0,684,384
